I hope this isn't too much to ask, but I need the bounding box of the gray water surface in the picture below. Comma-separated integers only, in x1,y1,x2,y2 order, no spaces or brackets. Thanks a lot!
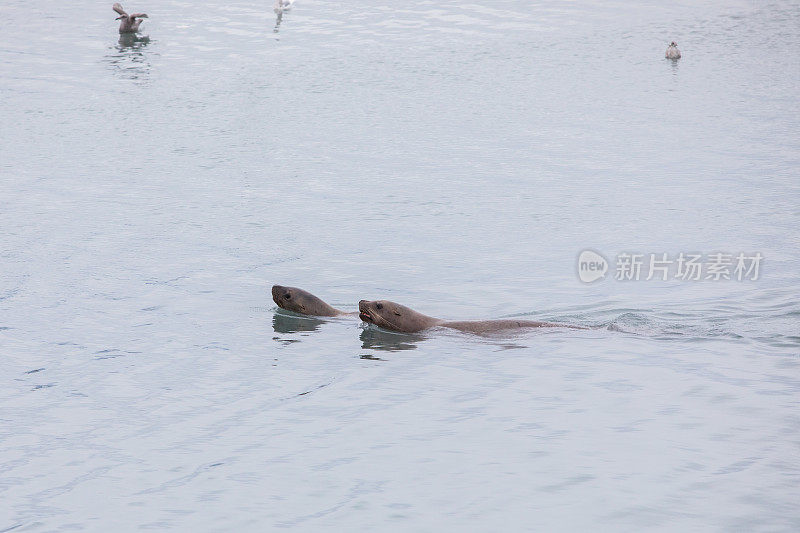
1,0,799,530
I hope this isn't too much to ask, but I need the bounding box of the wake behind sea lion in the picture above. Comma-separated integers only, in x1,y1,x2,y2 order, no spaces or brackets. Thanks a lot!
359,300,587,334
272,285,356,317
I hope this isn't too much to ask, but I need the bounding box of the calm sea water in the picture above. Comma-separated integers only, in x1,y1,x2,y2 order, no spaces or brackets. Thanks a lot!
1,0,799,530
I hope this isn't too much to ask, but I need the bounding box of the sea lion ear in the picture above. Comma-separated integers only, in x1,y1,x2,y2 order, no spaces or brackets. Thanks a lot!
394,311,401,316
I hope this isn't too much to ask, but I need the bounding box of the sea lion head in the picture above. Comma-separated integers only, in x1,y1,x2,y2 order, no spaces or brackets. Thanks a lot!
358,300,438,333
272,285,339,316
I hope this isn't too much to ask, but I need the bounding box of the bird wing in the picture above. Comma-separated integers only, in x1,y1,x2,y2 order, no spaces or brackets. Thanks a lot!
113,3,127,16
130,13,148,18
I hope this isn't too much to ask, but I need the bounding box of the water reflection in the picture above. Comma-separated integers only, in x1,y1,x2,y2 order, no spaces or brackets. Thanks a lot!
272,311,325,334
274,11,283,33
106,34,151,81
119,33,150,47
360,326,424,352
667,57,680,75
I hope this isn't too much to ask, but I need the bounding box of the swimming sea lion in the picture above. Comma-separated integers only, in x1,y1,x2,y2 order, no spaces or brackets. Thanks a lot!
358,300,586,334
272,285,356,317
665,42,681,59
113,3,148,34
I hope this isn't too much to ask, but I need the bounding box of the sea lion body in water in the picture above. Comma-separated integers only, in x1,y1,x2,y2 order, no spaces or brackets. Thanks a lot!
359,300,585,334
665,42,681,59
113,3,148,34
272,285,356,317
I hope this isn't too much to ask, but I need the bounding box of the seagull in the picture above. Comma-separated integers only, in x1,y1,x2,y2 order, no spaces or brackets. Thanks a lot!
665,41,681,60
113,3,148,34
274,0,295,14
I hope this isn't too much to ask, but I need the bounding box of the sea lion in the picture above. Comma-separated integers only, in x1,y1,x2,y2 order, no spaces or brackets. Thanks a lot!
665,42,681,59
359,300,586,334
272,285,356,317
113,3,148,34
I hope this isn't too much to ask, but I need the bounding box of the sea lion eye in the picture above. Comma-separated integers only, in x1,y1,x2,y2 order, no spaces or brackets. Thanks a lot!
376,303,383,310
284,294,291,299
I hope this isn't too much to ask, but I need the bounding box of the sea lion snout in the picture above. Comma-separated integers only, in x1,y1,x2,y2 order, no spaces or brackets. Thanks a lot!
272,285,292,306
358,300,374,322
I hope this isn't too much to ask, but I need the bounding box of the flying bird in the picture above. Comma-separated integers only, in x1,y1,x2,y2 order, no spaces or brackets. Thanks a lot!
113,3,148,34
274,0,295,14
